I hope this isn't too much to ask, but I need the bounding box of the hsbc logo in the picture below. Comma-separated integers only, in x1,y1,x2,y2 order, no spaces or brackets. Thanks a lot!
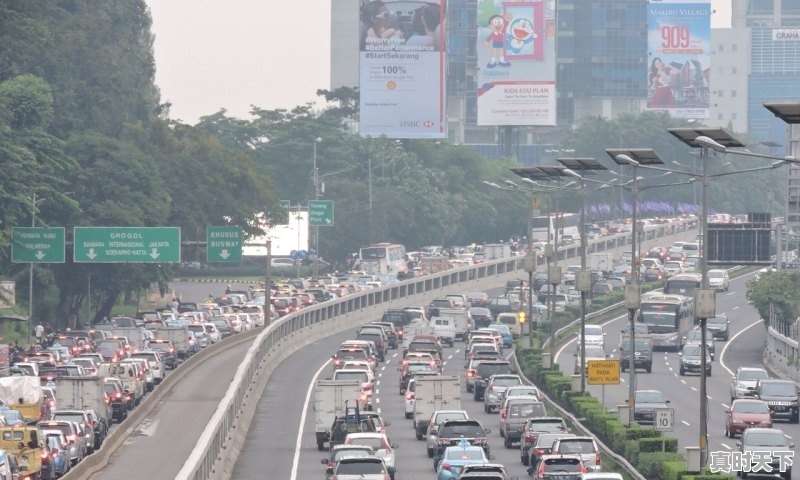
400,120,435,128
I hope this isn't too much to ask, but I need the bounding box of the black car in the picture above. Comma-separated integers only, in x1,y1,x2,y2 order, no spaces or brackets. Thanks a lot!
433,419,491,461
103,381,128,422
370,322,399,349
591,281,613,297
706,313,730,341
472,360,512,401
487,297,514,317
620,336,653,373
532,271,549,292
381,309,412,341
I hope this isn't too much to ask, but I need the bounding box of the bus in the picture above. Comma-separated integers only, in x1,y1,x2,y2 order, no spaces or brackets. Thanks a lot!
531,213,580,244
663,273,702,297
636,294,695,351
357,243,408,278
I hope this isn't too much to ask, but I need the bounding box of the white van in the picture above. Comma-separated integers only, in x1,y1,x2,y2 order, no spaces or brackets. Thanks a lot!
496,312,521,339
430,317,456,347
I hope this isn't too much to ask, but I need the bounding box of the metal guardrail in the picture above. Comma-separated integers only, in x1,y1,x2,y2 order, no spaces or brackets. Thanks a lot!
173,219,697,480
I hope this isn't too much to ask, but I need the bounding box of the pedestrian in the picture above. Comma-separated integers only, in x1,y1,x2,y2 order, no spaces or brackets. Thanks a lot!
225,284,232,295
34,323,44,344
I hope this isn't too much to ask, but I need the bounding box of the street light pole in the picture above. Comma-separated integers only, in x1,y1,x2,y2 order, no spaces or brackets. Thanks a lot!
628,170,639,416
579,181,587,393
368,157,374,245
28,193,37,344
265,239,272,326
312,137,321,278
698,145,710,467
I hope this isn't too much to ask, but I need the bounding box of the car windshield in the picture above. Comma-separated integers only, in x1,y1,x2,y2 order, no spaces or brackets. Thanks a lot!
708,271,725,278
529,420,565,432
739,370,769,381
445,449,485,460
337,350,367,361
636,392,665,403
686,330,705,341
745,432,787,447
621,340,652,351
435,412,468,423
544,458,581,471
708,316,727,325
492,376,521,386
334,372,368,382
347,437,385,451
335,460,385,475
506,387,539,397
585,346,606,358
510,403,545,418
536,434,567,446
683,346,702,357
761,383,796,396
557,439,596,454
584,326,603,336
440,423,483,437
477,363,511,377
333,449,372,461
407,364,434,373
47,436,62,450
733,402,770,414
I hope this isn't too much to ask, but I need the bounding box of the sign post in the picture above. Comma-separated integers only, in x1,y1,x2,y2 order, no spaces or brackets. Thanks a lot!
74,227,181,263
308,200,334,226
207,227,242,262
11,227,65,263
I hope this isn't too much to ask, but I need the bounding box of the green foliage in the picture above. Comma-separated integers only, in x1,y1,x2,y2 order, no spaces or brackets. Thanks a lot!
638,437,678,453
662,461,686,480
746,270,800,327
637,452,685,479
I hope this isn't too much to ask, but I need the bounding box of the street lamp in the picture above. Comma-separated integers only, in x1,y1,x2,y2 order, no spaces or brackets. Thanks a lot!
28,193,46,344
556,158,609,394
312,137,322,278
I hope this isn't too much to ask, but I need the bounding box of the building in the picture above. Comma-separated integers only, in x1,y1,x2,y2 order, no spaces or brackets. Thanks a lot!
707,28,750,133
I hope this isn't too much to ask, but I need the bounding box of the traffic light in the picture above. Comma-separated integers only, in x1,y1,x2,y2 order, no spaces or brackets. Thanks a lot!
517,310,526,325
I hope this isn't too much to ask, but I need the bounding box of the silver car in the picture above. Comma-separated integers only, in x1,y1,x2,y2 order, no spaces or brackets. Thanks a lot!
331,457,388,480
51,410,96,454
730,366,769,402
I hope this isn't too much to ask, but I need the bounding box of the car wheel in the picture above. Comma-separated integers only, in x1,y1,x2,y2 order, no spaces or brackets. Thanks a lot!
466,385,473,393
646,365,652,373
706,368,712,377
504,437,513,448
404,412,412,419
679,368,685,376
427,447,434,458
317,440,325,451
484,404,489,414
415,429,423,441
522,453,529,466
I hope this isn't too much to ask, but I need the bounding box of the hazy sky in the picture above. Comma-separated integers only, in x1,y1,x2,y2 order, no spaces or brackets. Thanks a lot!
147,0,732,125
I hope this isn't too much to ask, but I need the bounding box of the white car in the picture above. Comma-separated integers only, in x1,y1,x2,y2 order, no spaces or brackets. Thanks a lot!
707,269,729,291
663,261,684,276
202,323,221,343
579,325,606,348
405,377,417,419
343,432,397,479
730,366,770,402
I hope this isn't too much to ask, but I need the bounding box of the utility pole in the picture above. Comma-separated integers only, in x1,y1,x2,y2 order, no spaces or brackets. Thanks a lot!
312,137,321,278
368,157,374,245
265,239,272,326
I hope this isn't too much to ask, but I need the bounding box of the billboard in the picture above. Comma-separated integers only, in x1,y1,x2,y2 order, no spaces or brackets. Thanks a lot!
476,0,556,126
647,1,711,119
358,0,446,139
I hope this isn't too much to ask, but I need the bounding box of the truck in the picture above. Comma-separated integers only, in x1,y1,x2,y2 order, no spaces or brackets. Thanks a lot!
436,308,471,342
54,377,112,434
589,252,613,276
0,376,46,424
0,426,45,479
430,317,457,347
402,325,436,350
313,379,362,451
154,326,191,360
483,244,512,260
412,375,461,440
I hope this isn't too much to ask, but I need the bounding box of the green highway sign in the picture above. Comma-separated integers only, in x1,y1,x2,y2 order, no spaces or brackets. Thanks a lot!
207,226,242,262
74,227,181,263
308,200,334,226
280,199,291,210
11,227,65,263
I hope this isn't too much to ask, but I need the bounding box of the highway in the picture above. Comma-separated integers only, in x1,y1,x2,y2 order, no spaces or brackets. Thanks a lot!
554,268,800,466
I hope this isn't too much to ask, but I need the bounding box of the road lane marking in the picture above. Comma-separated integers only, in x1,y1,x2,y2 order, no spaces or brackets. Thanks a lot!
442,362,447,366
721,443,731,450
682,420,691,426
375,389,380,395
447,354,453,360
455,349,461,354
376,380,380,386
690,386,697,392
290,358,331,480
554,313,627,363
720,318,764,376
392,353,398,358
721,403,730,409
726,292,735,296
668,366,673,371
707,395,712,400
376,397,380,404
732,306,739,310
381,366,386,371
681,380,687,384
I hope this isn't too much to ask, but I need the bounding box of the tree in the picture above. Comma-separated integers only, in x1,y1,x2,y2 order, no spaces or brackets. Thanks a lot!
746,270,800,334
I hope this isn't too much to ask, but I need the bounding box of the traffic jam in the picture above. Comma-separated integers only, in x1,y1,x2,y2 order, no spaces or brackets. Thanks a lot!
0,291,269,479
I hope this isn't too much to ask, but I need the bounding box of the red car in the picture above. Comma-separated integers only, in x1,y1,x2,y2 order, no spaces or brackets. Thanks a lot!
725,399,773,438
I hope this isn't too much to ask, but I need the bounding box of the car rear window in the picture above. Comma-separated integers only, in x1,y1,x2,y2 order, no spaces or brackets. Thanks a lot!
528,419,566,431
477,363,511,378
557,439,597,454
439,423,484,437
509,403,546,418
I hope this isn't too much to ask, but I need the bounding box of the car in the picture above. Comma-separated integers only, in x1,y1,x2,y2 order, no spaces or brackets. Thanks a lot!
519,418,570,466
434,439,490,478
590,282,612,297
707,268,729,291
707,314,730,341
332,347,372,370
51,410,96,455
578,325,605,348
550,436,601,472
529,454,588,479
619,334,653,373
370,322,399,349
574,345,607,375
459,464,511,479
426,410,470,458
527,432,576,469
501,385,542,404
755,379,800,423
39,422,85,466
43,432,71,477
343,432,398,480
663,261,684,276
731,367,770,402
483,374,522,413
330,456,388,480
632,389,670,425
724,399,773,438
498,398,546,447
472,360,512,401
485,324,513,348
580,473,624,480
678,344,712,376
320,445,375,480
434,419,491,459
469,307,494,329
563,266,581,285
399,361,437,394
736,427,794,479
683,327,715,360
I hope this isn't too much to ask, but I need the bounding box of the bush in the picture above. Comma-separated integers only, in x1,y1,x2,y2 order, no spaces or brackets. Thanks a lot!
681,475,737,480
662,460,686,480
637,452,684,478
622,439,640,465
625,426,661,440
639,437,678,453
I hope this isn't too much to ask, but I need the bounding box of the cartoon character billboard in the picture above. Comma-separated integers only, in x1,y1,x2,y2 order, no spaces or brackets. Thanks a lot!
477,0,556,126
647,1,711,119
358,0,447,139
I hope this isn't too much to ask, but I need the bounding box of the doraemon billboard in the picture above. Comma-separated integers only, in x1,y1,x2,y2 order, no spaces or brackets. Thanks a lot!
358,0,447,139
477,0,556,126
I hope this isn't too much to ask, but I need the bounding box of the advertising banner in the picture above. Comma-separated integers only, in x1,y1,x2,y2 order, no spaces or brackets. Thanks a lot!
359,0,446,139
647,1,711,119
476,0,556,126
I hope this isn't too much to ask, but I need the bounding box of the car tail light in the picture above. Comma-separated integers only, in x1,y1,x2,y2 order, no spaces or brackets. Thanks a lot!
115,392,123,399
405,391,414,400
363,384,372,392
596,450,601,467
440,462,451,472
41,450,48,460
534,447,545,457
581,463,589,473
67,435,76,443
466,370,475,378
86,421,92,428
